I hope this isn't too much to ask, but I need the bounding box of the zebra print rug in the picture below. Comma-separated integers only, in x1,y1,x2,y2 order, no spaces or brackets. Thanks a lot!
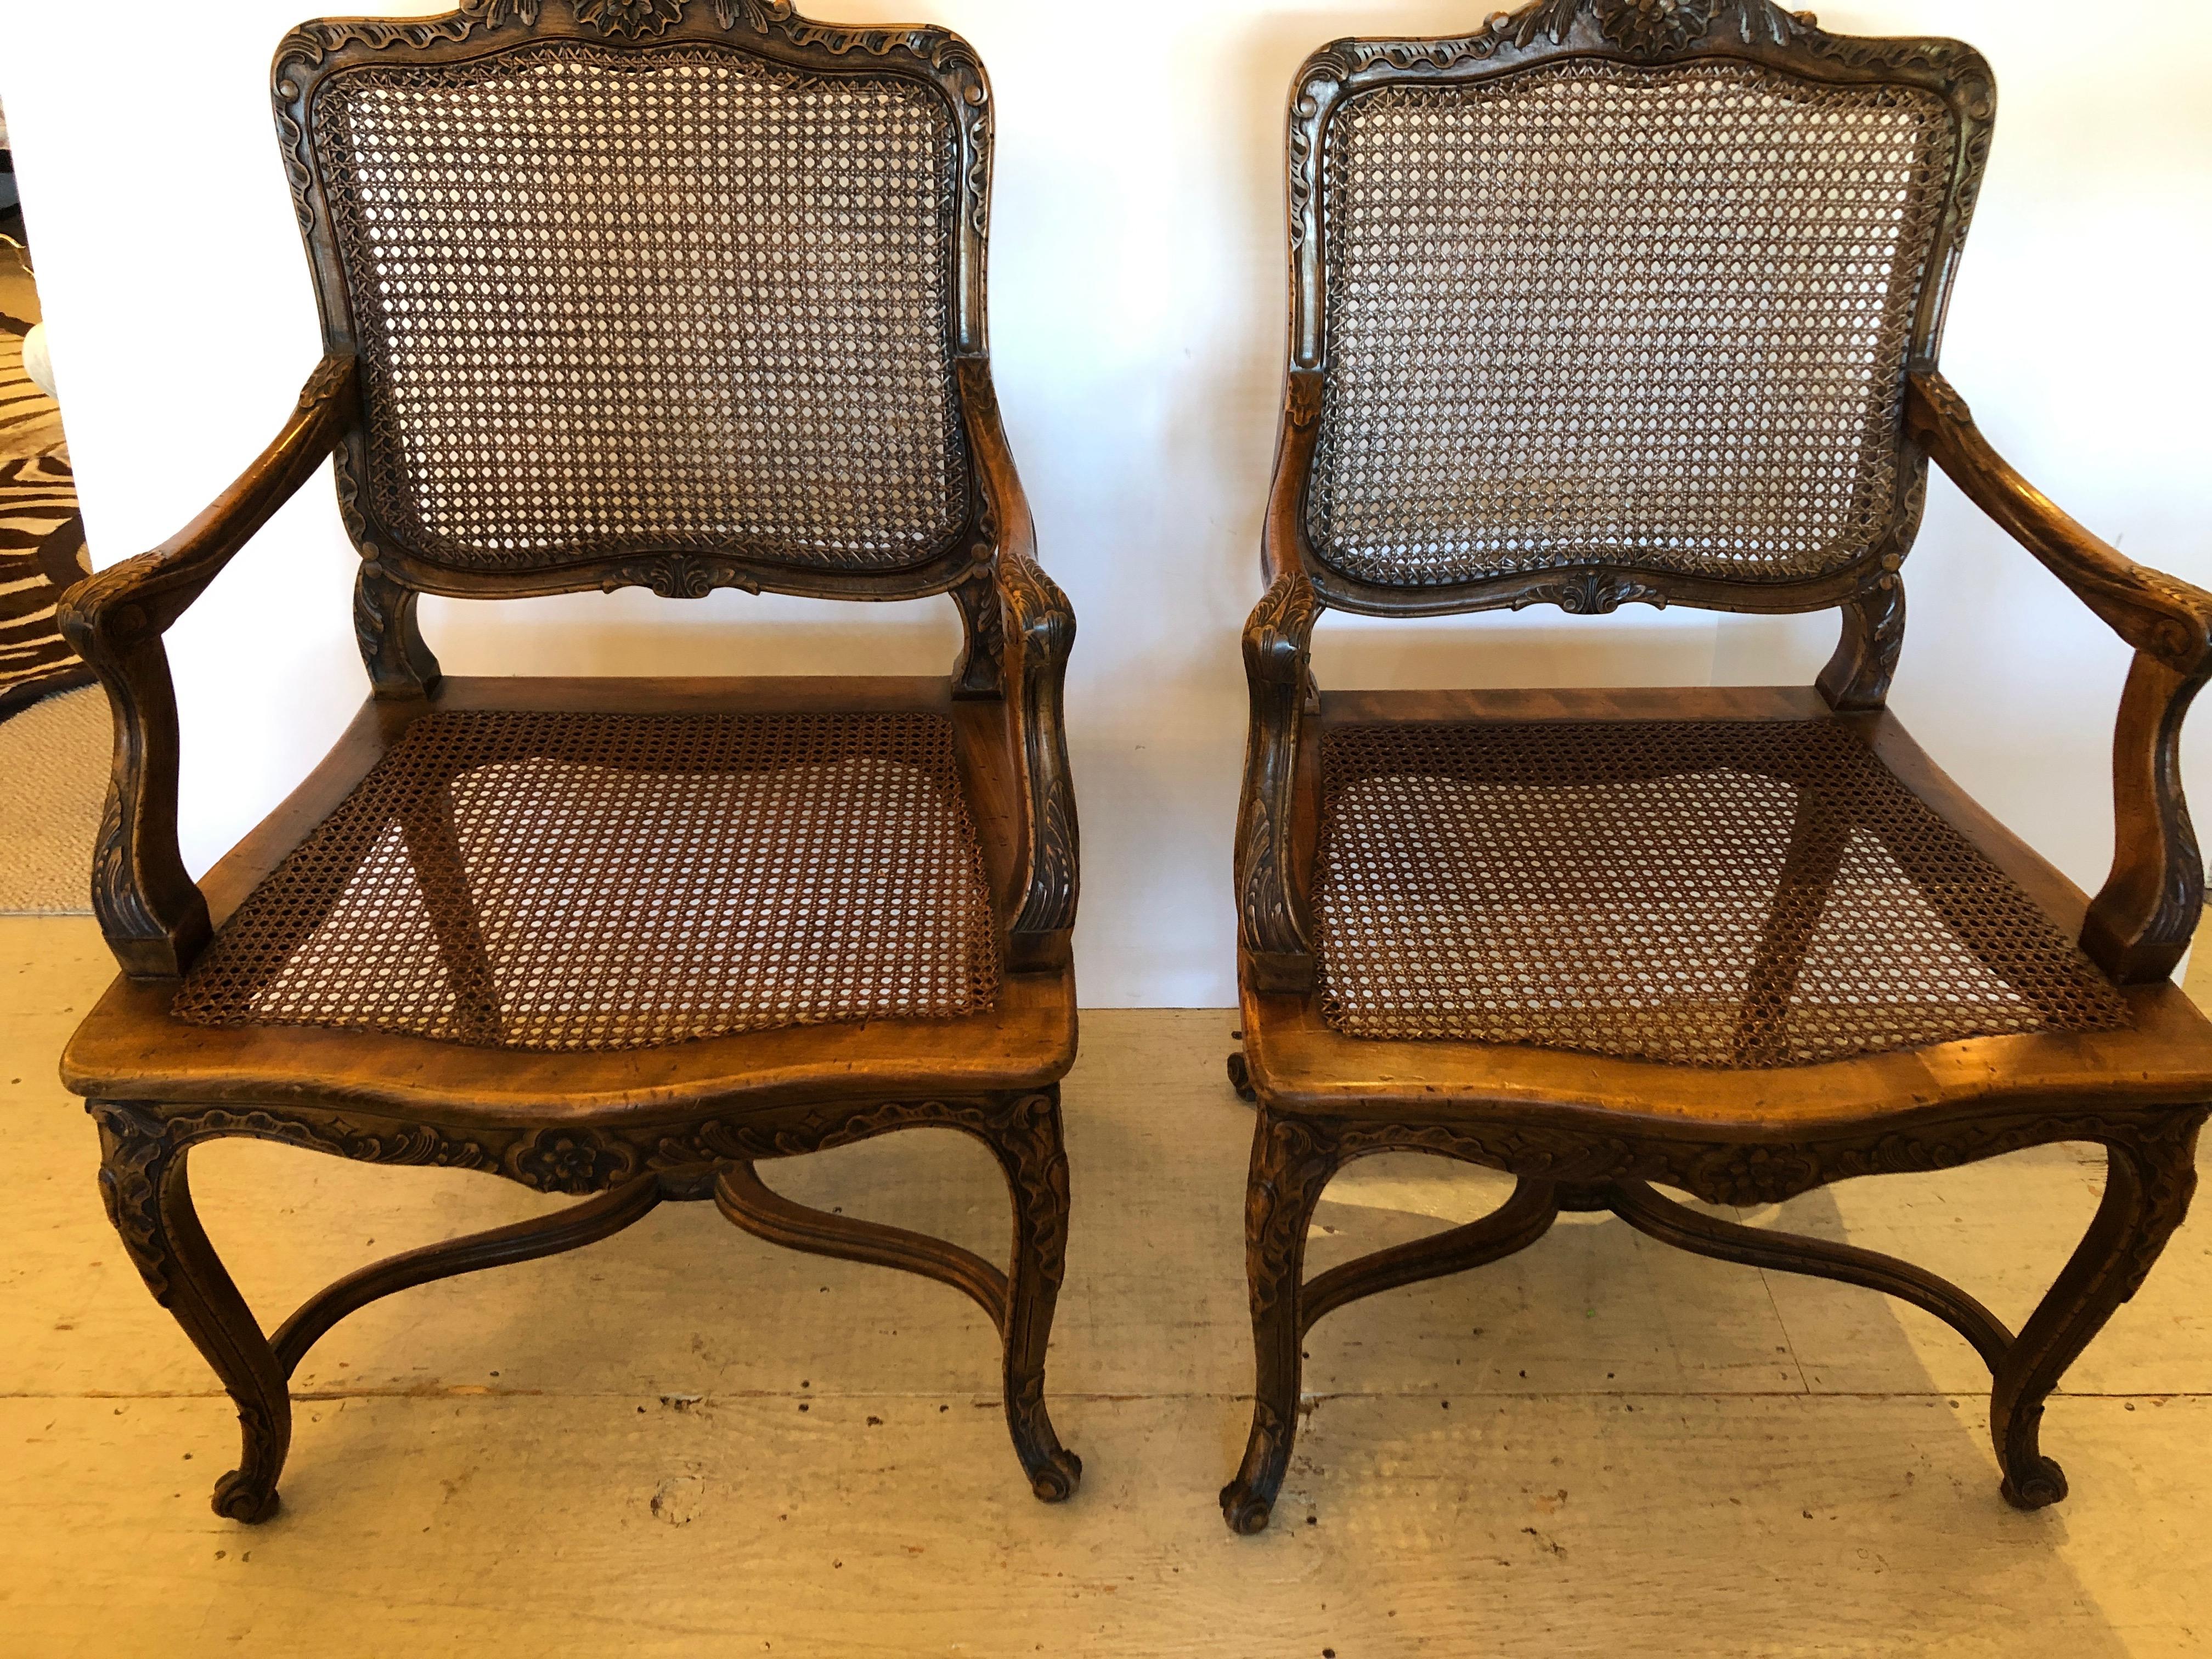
0,313,89,720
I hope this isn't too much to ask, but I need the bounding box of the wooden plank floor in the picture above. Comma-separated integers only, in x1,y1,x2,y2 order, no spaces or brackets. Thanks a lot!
5,914,2210,1656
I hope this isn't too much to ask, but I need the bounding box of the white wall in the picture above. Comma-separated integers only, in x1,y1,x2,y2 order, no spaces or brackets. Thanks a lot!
3,0,2207,1006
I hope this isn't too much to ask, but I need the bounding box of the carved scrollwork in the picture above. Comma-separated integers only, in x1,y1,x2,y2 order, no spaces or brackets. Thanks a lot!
1244,1115,1341,1318
86,1094,1071,1205
1237,572,1322,979
1311,1107,2207,1211
997,551,1079,942
597,555,764,600
1244,567,1323,689
93,1107,177,1304
950,563,1007,699
1502,0,1815,52
1511,569,1668,617
91,1088,1076,1517
278,0,993,353
1817,565,1906,712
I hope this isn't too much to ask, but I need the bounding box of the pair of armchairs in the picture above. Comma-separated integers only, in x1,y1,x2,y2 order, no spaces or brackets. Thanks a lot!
59,0,2212,1536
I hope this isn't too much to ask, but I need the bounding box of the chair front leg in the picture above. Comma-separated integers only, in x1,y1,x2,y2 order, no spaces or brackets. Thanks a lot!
92,1104,290,1522
1992,1113,2204,1509
1221,1105,1342,1534
710,1092,1081,1502
988,1090,1083,1502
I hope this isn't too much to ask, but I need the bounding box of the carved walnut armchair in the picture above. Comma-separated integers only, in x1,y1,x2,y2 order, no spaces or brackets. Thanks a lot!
58,0,1081,1521
1224,0,2212,1533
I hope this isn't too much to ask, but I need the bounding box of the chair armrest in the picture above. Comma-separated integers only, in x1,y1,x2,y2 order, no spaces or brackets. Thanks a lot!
56,354,358,978
1237,569,1322,992
955,356,1077,971
1235,371,1328,993
1906,370,2212,983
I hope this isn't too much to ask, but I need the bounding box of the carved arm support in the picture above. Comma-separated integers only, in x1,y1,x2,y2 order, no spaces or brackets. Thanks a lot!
57,354,359,978
956,356,1077,971
1907,370,2212,983
1237,371,1327,993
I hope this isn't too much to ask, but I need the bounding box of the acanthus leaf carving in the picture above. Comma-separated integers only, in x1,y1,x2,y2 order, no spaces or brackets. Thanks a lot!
459,0,541,26
1501,0,1815,52
1305,1107,2207,1212
89,1094,1066,1204
1513,569,1667,617
1000,552,1080,939
1237,573,1322,966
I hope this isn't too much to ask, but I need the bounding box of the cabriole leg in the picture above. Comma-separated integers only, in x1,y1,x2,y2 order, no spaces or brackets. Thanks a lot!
1221,1107,1340,1534
92,1104,290,1522
990,1090,1082,1502
1991,1115,2204,1508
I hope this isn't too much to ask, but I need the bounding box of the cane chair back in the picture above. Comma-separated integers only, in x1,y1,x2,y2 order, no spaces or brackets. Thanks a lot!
1284,2,1994,615
1223,0,2212,1540
59,0,1086,1525
275,0,993,599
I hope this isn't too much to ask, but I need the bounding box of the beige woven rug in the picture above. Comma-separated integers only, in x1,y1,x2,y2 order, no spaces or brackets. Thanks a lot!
0,680,103,912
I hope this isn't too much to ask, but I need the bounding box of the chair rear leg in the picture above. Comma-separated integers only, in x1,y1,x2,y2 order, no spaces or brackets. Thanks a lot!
1991,1115,2204,1509
92,1105,290,1522
1221,1107,1341,1534
989,1090,1084,1502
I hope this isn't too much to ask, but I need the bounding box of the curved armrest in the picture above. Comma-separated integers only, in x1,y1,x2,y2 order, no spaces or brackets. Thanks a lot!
57,354,358,977
1235,371,1327,993
955,356,1077,971
1237,569,1322,991
1908,370,2212,983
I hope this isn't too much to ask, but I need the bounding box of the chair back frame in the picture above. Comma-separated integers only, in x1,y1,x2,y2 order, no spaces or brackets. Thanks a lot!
273,0,998,608
1272,0,1997,624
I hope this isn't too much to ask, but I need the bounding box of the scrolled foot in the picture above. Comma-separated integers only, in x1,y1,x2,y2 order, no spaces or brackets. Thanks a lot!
213,1470,281,1524
1227,1052,1256,1103
1219,1479,1273,1535
2001,1455,2068,1511
1029,1448,1083,1503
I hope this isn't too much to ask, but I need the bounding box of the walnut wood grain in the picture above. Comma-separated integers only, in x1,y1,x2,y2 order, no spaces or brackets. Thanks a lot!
1234,370,1328,991
57,355,357,978
1908,370,2212,984
1299,1174,1560,1337
1606,1179,2012,1373
1907,372,2212,673
1274,1,1995,625
69,0,1083,1525
276,0,999,610
270,1176,663,1379
958,356,1077,970
714,1160,1011,1335
1227,0,2208,1525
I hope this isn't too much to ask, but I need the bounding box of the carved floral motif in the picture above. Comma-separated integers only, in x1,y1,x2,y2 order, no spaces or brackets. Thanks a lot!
1594,0,1713,53
1503,0,1815,50
510,1129,641,1195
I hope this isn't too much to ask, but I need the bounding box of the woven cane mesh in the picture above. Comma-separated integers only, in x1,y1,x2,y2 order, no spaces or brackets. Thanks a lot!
174,710,1000,1052
1313,721,2127,1068
1310,60,1956,588
311,42,969,575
